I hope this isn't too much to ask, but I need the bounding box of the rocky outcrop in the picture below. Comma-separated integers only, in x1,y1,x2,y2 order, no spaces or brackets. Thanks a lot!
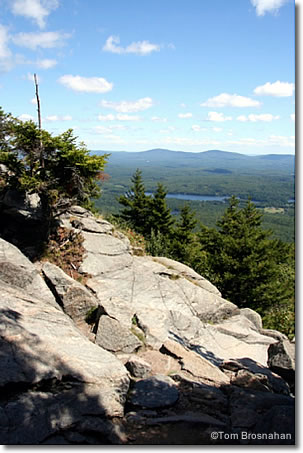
0,206,295,444
0,238,129,444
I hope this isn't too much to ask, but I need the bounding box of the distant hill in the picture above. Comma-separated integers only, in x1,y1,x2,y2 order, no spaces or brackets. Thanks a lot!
94,149,295,173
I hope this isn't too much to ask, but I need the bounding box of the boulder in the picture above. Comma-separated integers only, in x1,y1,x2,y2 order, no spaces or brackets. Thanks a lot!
129,375,179,409
138,349,181,376
267,340,295,392
95,315,142,353
126,357,152,378
162,339,229,386
240,308,263,330
42,261,99,323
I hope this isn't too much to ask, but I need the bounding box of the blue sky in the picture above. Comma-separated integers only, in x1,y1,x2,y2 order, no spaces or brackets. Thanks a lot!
0,0,295,154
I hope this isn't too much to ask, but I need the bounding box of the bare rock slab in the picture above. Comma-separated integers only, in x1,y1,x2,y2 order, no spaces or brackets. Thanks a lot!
129,375,179,409
42,262,98,323
96,315,142,353
0,238,57,309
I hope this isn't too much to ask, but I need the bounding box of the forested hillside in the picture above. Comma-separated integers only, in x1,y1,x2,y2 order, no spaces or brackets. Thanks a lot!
94,149,295,242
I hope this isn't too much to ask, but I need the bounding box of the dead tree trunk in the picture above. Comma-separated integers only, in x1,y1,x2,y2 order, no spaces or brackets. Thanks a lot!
34,73,44,168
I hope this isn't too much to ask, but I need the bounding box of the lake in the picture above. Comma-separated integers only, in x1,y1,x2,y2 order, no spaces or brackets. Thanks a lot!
146,192,228,202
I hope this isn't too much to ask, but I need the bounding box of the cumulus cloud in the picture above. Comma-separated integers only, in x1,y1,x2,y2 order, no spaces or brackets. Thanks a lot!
207,111,232,122
178,112,192,118
12,31,70,49
254,81,295,97
0,25,13,71
45,115,72,121
103,35,160,56
18,113,34,121
151,116,167,123
202,93,261,108
94,124,127,134
98,113,140,121
11,0,59,29
250,0,289,16
227,135,294,148
36,58,57,69
237,113,280,122
59,75,113,93
100,97,153,113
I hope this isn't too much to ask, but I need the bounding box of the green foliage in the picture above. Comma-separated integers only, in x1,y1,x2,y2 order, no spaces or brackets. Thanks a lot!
85,307,99,324
0,106,109,218
149,183,174,236
198,197,294,336
145,229,172,257
118,169,151,235
169,204,197,264
118,169,174,238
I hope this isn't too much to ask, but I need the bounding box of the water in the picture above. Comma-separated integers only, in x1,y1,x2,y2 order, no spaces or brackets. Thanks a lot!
146,192,228,202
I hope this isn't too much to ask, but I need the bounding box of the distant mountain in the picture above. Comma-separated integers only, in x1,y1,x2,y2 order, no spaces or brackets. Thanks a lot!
93,149,295,173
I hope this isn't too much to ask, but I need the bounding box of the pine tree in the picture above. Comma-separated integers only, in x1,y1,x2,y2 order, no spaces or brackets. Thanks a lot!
170,204,197,263
199,196,294,313
118,169,151,235
149,183,174,236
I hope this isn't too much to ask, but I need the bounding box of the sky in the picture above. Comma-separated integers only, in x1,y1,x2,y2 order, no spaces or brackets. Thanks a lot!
0,0,295,154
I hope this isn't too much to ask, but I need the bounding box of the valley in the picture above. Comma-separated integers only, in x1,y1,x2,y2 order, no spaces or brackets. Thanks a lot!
94,149,295,243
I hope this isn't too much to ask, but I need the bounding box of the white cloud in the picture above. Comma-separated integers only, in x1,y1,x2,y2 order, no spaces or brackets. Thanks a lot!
100,97,153,113
116,114,140,121
12,31,70,49
254,81,294,97
151,116,167,123
290,113,295,122
98,114,115,121
207,111,232,122
59,75,113,93
18,113,34,121
11,0,59,29
98,113,140,121
213,127,223,132
0,24,13,71
202,93,261,108
236,113,280,122
0,25,11,59
103,35,160,56
36,58,57,69
178,112,192,118
250,0,289,16
160,126,176,134
226,134,294,148
45,115,72,121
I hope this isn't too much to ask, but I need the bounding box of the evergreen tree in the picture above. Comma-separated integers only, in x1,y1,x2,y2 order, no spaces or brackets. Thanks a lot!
0,108,109,214
118,169,151,235
170,204,197,263
198,196,293,313
149,183,174,236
